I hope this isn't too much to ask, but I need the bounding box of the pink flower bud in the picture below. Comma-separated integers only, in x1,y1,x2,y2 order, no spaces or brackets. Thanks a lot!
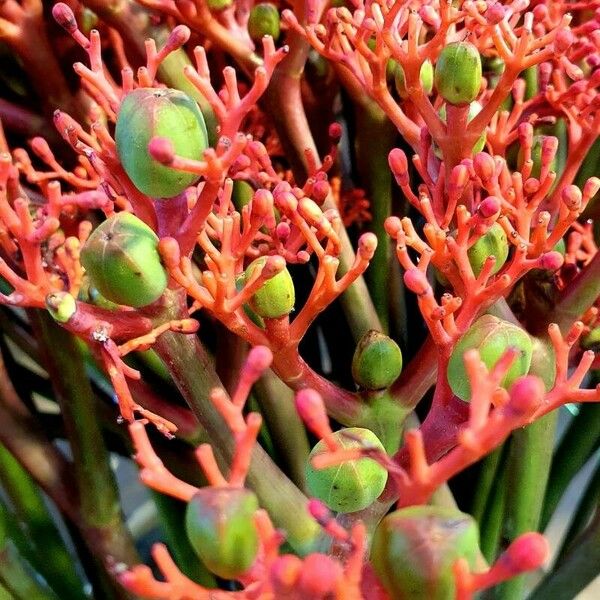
295,389,328,432
449,164,470,194
312,180,330,203
509,375,545,414
538,251,564,271
486,3,506,24
561,185,583,210
554,28,574,55
389,148,409,187
403,269,429,296
358,232,378,259
299,554,342,597
478,196,501,218
250,189,273,219
53,3,78,33
164,25,191,52
246,345,273,374
384,216,403,238
473,152,496,182
502,533,549,572
276,221,291,241
584,177,600,200
148,137,175,165
329,122,343,144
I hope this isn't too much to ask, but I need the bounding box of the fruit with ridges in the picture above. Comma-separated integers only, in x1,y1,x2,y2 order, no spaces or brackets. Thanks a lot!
185,487,259,579
244,257,295,319
115,88,208,198
352,330,403,390
448,315,533,401
434,41,482,105
305,427,388,513
467,222,509,277
80,213,168,308
371,505,480,600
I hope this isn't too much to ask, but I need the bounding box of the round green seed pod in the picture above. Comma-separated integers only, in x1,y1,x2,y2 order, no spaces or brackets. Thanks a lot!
306,427,388,513
371,506,480,600
394,60,434,98
467,223,509,277
244,257,295,319
115,88,208,198
436,101,486,157
80,212,168,308
517,135,557,180
352,330,403,390
248,3,281,43
206,0,233,11
434,41,482,105
447,315,533,401
185,487,259,579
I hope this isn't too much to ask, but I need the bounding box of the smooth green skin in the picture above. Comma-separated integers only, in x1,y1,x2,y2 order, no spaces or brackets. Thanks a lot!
371,506,480,600
529,337,557,391
306,427,388,513
467,223,509,277
517,135,557,180
185,488,259,579
81,212,168,308
244,258,295,319
434,41,482,105
436,101,486,157
582,326,600,351
206,0,233,9
394,60,434,98
116,88,208,198
352,330,403,390
448,315,533,401
248,3,281,42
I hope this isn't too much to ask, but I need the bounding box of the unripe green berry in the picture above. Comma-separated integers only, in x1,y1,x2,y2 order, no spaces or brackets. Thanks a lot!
305,427,388,513
352,330,403,390
436,101,486,157
185,487,259,579
448,315,533,401
244,258,295,319
248,3,281,43
115,88,208,198
467,223,509,277
435,41,482,105
394,60,434,98
81,212,168,308
206,0,233,10
371,506,480,600
45,292,76,323
517,135,557,180
529,337,556,391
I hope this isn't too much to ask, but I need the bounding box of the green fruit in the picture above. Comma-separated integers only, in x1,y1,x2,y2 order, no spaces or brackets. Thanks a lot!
46,292,77,323
248,3,281,43
232,180,255,211
206,0,233,9
394,60,434,98
352,330,403,390
371,506,480,600
115,88,208,198
582,327,600,352
235,273,265,328
517,135,557,180
467,223,509,277
306,427,388,513
80,213,168,308
448,315,533,401
436,101,486,157
435,41,482,105
553,237,566,256
529,337,556,391
244,257,295,319
185,487,259,579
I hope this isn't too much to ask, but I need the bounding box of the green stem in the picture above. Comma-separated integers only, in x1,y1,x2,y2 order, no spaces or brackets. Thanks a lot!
471,443,506,525
253,370,310,491
541,403,600,531
355,106,397,332
497,412,558,600
0,582,12,600
529,503,600,600
0,444,85,600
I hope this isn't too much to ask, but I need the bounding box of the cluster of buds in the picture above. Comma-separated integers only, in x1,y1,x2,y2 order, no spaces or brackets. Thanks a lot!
0,0,600,599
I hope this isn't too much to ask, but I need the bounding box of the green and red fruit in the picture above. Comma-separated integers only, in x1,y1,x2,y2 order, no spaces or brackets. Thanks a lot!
434,41,482,105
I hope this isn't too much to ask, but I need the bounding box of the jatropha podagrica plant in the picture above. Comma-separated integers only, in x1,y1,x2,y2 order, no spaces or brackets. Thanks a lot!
0,0,600,598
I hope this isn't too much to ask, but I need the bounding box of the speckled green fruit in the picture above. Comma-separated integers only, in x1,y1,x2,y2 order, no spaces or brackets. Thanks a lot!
467,223,509,277
306,427,388,513
434,41,482,105
81,213,168,308
517,135,557,180
436,101,486,157
244,258,295,319
185,487,259,579
371,506,480,600
248,3,281,43
352,330,403,390
116,88,208,198
394,60,434,98
448,315,533,401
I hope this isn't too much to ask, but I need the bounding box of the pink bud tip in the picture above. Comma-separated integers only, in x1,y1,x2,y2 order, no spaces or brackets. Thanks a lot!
251,189,273,218
295,389,327,425
247,345,273,372
384,216,402,237
584,177,600,199
329,122,343,144
166,25,191,49
473,153,496,182
307,499,331,522
504,533,549,572
312,180,330,203
486,3,506,24
358,233,377,257
561,185,583,210
299,554,341,596
148,137,175,164
449,164,470,190
389,148,409,186
539,251,564,271
53,3,77,32
478,196,501,218
263,255,286,277
554,28,574,54
509,376,545,414
403,269,429,296
276,222,291,241
31,137,52,157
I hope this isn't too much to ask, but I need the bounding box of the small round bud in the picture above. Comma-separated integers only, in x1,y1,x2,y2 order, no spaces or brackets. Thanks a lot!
434,41,482,105
371,506,480,600
244,257,295,319
352,330,403,390
185,487,259,579
394,60,434,98
305,427,388,513
467,222,509,277
248,3,281,43
448,315,533,401
81,213,168,308
46,292,77,323
116,88,208,198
